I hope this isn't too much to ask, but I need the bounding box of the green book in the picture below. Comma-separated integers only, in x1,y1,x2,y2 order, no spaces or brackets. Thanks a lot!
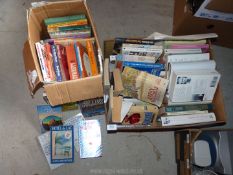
165,104,213,113
44,14,87,26
59,25,91,32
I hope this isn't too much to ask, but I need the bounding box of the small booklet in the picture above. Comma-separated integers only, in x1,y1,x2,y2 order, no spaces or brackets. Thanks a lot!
51,125,74,164
79,119,102,158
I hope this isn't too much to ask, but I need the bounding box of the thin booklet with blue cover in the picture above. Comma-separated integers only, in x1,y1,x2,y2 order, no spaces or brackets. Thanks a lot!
50,125,74,164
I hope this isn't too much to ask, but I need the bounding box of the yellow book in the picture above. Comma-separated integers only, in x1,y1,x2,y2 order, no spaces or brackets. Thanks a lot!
86,40,98,76
47,19,88,29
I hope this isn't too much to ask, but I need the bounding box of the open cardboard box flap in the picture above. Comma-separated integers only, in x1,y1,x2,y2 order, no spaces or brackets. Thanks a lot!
23,0,103,106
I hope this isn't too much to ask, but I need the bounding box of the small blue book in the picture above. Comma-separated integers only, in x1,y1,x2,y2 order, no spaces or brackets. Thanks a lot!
74,43,83,78
50,44,62,81
50,125,74,164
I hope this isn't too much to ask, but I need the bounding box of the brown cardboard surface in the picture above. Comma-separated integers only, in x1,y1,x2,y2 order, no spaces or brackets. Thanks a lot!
173,0,233,48
112,96,123,123
23,0,103,105
104,59,110,90
113,68,124,96
206,0,233,13
44,75,103,106
104,40,226,131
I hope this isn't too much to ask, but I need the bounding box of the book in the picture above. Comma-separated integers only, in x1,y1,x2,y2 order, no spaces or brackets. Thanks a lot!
37,105,63,133
44,14,87,26
166,53,210,64
44,43,56,81
49,25,91,33
75,42,89,77
121,67,169,107
122,43,163,63
50,43,62,82
51,125,74,164
35,42,50,82
160,112,216,126
165,104,213,113
56,44,70,80
79,119,102,158
49,30,91,39
65,44,80,80
122,61,164,76
169,69,221,103
168,43,210,53
86,40,98,76
38,114,83,169
47,19,88,30
79,97,105,117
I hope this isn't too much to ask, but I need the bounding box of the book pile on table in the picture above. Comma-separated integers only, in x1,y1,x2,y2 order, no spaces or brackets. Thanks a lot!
108,34,220,127
36,98,105,169
35,14,99,83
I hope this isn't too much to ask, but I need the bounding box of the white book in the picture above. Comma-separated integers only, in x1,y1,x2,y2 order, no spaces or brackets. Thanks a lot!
167,53,210,63
35,42,51,82
161,112,216,126
165,48,203,54
169,69,220,103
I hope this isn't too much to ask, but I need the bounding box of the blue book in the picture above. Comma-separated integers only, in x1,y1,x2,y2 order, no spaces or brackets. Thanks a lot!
123,61,165,76
51,44,62,81
74,43,83,78
50,125,74,164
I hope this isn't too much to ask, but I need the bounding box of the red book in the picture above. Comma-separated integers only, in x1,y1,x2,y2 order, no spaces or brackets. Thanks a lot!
56,44,70,80
65,44,80,80
44,43,56,81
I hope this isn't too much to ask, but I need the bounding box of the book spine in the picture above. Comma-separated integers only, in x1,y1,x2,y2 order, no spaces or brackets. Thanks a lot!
47,20,88,29
51,44,62,82
74,43,83,78
76,42,88,77
165,104,213,113
56,45,67,81
65,44,80,80
44,43,56,81
86,40,98,76
59,46,70,80
123,61,164,69
44,14,86,25
35,42,50,82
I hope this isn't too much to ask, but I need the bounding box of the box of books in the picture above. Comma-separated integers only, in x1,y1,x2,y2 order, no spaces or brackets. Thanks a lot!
103,34,226,132
23,0,103,106
175,129,233,175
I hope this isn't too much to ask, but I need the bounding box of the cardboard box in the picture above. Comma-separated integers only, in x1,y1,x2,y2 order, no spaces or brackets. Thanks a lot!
175,129,233,175
103,39,226,132
23,0,103,106
172,0,233,48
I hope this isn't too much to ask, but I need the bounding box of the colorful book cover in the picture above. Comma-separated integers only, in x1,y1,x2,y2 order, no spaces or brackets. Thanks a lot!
65,44,80,80
44,43,56,81
44,14,87,26
35,42,50,82
75,42,89,77
56,44,70,80
49,30,91,39
37,105,63,133
50,43,62,82
79,97,105,117
47,20,88,30
86,40,98,76
51,125,74,164
58,25,91,32
79,119,102,158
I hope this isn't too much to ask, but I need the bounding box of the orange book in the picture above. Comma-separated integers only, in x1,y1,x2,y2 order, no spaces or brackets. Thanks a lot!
44,43,56,81
65,44,80,80
86,40,98,76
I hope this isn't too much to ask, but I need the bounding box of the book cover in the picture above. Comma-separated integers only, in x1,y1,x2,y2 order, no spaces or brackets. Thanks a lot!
47,19,88,30
44,14,87,26
79,97,105,117
35,42,50,82
56,44,70,80
44,43,56,81
86,40,98,76
74,42,88,77
50,43,62,82
65,44,80,80
79,119,102,158
58,25,91,32
37,105,63,134
121,67,169,107
51,125,74,164
49,30,91,39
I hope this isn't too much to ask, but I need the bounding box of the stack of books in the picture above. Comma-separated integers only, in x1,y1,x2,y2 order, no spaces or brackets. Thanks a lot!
108,35,220,127
35,14,99,83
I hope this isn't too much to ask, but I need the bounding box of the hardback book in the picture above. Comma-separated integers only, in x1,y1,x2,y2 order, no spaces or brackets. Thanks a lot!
79,119,102,158
49,25,91,33
160,112,216,126
79,97,105,117
121,67,169,107
37,105,63,134
168,43,210,53
169,69,221,103
50,125,74,164
166,53,210,64
47,19,88,30
44,43,56,81
74,42,89,77
65,44,80,80
56,44,70,80
35,41,51,82
49,30,91,39
50,43,62,81
44,14,87,26
86,40,98,76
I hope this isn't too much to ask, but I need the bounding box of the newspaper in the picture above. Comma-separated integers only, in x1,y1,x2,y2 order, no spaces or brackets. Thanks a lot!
122,67,168,107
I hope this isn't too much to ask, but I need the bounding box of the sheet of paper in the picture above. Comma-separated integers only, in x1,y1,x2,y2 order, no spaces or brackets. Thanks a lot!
120,100,133,122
